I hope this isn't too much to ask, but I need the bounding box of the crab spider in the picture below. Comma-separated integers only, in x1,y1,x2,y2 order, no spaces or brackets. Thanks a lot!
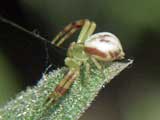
45,19,125,106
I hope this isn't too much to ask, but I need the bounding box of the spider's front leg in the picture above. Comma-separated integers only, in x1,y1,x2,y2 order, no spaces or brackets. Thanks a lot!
45,55,81,107
45,69,79,106
51,19,96,47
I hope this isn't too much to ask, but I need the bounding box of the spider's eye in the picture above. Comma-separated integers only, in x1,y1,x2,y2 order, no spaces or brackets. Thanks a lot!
84,32,125,61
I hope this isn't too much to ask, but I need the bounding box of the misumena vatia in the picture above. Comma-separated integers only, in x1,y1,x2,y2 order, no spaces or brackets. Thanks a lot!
45,19,125,106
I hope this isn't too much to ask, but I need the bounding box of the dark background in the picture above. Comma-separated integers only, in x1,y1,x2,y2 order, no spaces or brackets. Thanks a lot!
0,0,160,120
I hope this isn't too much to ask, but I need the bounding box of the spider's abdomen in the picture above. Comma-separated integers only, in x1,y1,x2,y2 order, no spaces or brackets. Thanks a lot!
84,32,125,62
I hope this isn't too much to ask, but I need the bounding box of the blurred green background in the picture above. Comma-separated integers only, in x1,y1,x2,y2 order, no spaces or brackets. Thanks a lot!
0,0,160,120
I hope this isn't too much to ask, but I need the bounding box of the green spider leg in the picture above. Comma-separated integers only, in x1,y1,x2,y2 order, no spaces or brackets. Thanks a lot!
83,62,91,85
45,69,79,106
90,57,102,70
51,19,96,47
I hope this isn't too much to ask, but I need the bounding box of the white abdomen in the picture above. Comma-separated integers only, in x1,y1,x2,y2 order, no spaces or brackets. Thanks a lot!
84,32,125,61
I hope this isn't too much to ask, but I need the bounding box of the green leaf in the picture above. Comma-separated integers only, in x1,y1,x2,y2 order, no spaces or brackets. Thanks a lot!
0,60,132,120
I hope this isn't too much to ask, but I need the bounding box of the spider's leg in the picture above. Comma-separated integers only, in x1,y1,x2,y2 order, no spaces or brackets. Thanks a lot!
82,62,91,85
55,28,78,47
90,57,107,79
51,23,73,45
51,19,91,47
86,62,90,78
90,57,102,70
77,21,96,43
63,70,79,90
101,62,108,81
45,70,74,104
45,70,79,107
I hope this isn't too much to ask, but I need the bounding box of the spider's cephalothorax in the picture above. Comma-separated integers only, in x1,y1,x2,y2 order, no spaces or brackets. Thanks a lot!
45,19,125,107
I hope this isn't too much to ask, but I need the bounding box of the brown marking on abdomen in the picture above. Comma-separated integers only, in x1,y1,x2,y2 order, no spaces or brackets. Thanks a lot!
84,47,106,58
100,39,110,43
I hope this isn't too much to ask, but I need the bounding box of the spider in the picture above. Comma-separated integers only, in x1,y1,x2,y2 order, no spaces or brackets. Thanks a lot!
45,19,125,106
